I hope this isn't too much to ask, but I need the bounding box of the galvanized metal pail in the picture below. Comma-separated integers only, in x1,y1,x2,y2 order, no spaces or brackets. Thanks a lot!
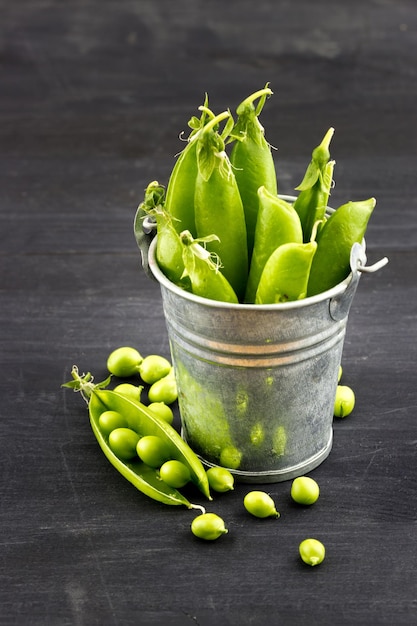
137,199,387,483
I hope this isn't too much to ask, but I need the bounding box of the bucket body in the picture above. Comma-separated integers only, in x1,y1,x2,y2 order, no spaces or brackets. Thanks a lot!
147,228,366,483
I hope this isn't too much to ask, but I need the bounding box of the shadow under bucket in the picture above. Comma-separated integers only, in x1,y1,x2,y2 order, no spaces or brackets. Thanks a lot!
138,202,387,483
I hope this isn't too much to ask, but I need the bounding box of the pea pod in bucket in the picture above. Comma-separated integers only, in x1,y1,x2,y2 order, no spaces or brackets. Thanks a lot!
63,367,211,507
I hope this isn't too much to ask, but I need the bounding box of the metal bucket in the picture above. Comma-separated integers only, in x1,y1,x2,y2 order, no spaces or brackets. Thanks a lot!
137,198,387,483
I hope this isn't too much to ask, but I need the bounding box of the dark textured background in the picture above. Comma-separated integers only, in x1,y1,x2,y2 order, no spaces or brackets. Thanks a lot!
1,1,416,624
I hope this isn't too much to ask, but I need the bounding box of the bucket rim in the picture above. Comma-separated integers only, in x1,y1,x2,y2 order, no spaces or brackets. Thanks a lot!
148,236,355,311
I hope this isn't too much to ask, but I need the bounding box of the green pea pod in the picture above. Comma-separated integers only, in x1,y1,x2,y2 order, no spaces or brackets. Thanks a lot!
255,241,317,304
307,197,376,296
294,127,335,242
230,85,278,258
245,187,303,303
90,389,212,500
63,368,212,505
155,211,188,286
180,230,239,303
164,96,213,236
164,139,198,236
137,181,188,287
89,401,192,507
194,110,248,301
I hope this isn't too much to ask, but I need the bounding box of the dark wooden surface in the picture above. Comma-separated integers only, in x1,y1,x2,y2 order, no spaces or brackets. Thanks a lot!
1,1,416,624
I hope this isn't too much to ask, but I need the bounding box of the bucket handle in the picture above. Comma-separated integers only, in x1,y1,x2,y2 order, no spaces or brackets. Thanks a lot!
329,243,389,321
134,205,157,280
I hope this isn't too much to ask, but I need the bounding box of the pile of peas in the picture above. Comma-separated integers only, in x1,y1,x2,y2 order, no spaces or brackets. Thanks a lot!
65,346,356,566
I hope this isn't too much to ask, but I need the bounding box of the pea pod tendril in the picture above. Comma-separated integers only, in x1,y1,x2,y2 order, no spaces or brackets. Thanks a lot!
63,366,211,507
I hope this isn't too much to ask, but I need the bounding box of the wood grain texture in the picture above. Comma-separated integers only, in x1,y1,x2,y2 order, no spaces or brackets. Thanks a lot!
1,1,416,624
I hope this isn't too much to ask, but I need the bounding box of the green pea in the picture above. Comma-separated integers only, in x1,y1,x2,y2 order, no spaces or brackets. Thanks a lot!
219,446,242,470
113,383,143,402
206,467,234,493
291,476,320,505
139,355,172,385
108,428,140,461
159,460,191,488
148,370,178,404
191,513,228,541
107,346,143,377
147,402,174,425
299,538,326,566
334,385,355,418
243,491,280,518
98,410,128,436
136,435,171,468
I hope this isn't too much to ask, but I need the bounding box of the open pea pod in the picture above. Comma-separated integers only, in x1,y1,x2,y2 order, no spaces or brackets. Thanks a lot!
89,400,192,507
90,388,212,501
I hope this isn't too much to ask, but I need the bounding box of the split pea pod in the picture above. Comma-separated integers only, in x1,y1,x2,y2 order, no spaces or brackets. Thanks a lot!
194,110,248,301
245,187,303,303
294,127,335,243
179,230,239,303
88,396,192,507
255,241,317,304
63,367,212,506
89,388,212,501
307,197,376,296
229,85,278,259
164,96,213,236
